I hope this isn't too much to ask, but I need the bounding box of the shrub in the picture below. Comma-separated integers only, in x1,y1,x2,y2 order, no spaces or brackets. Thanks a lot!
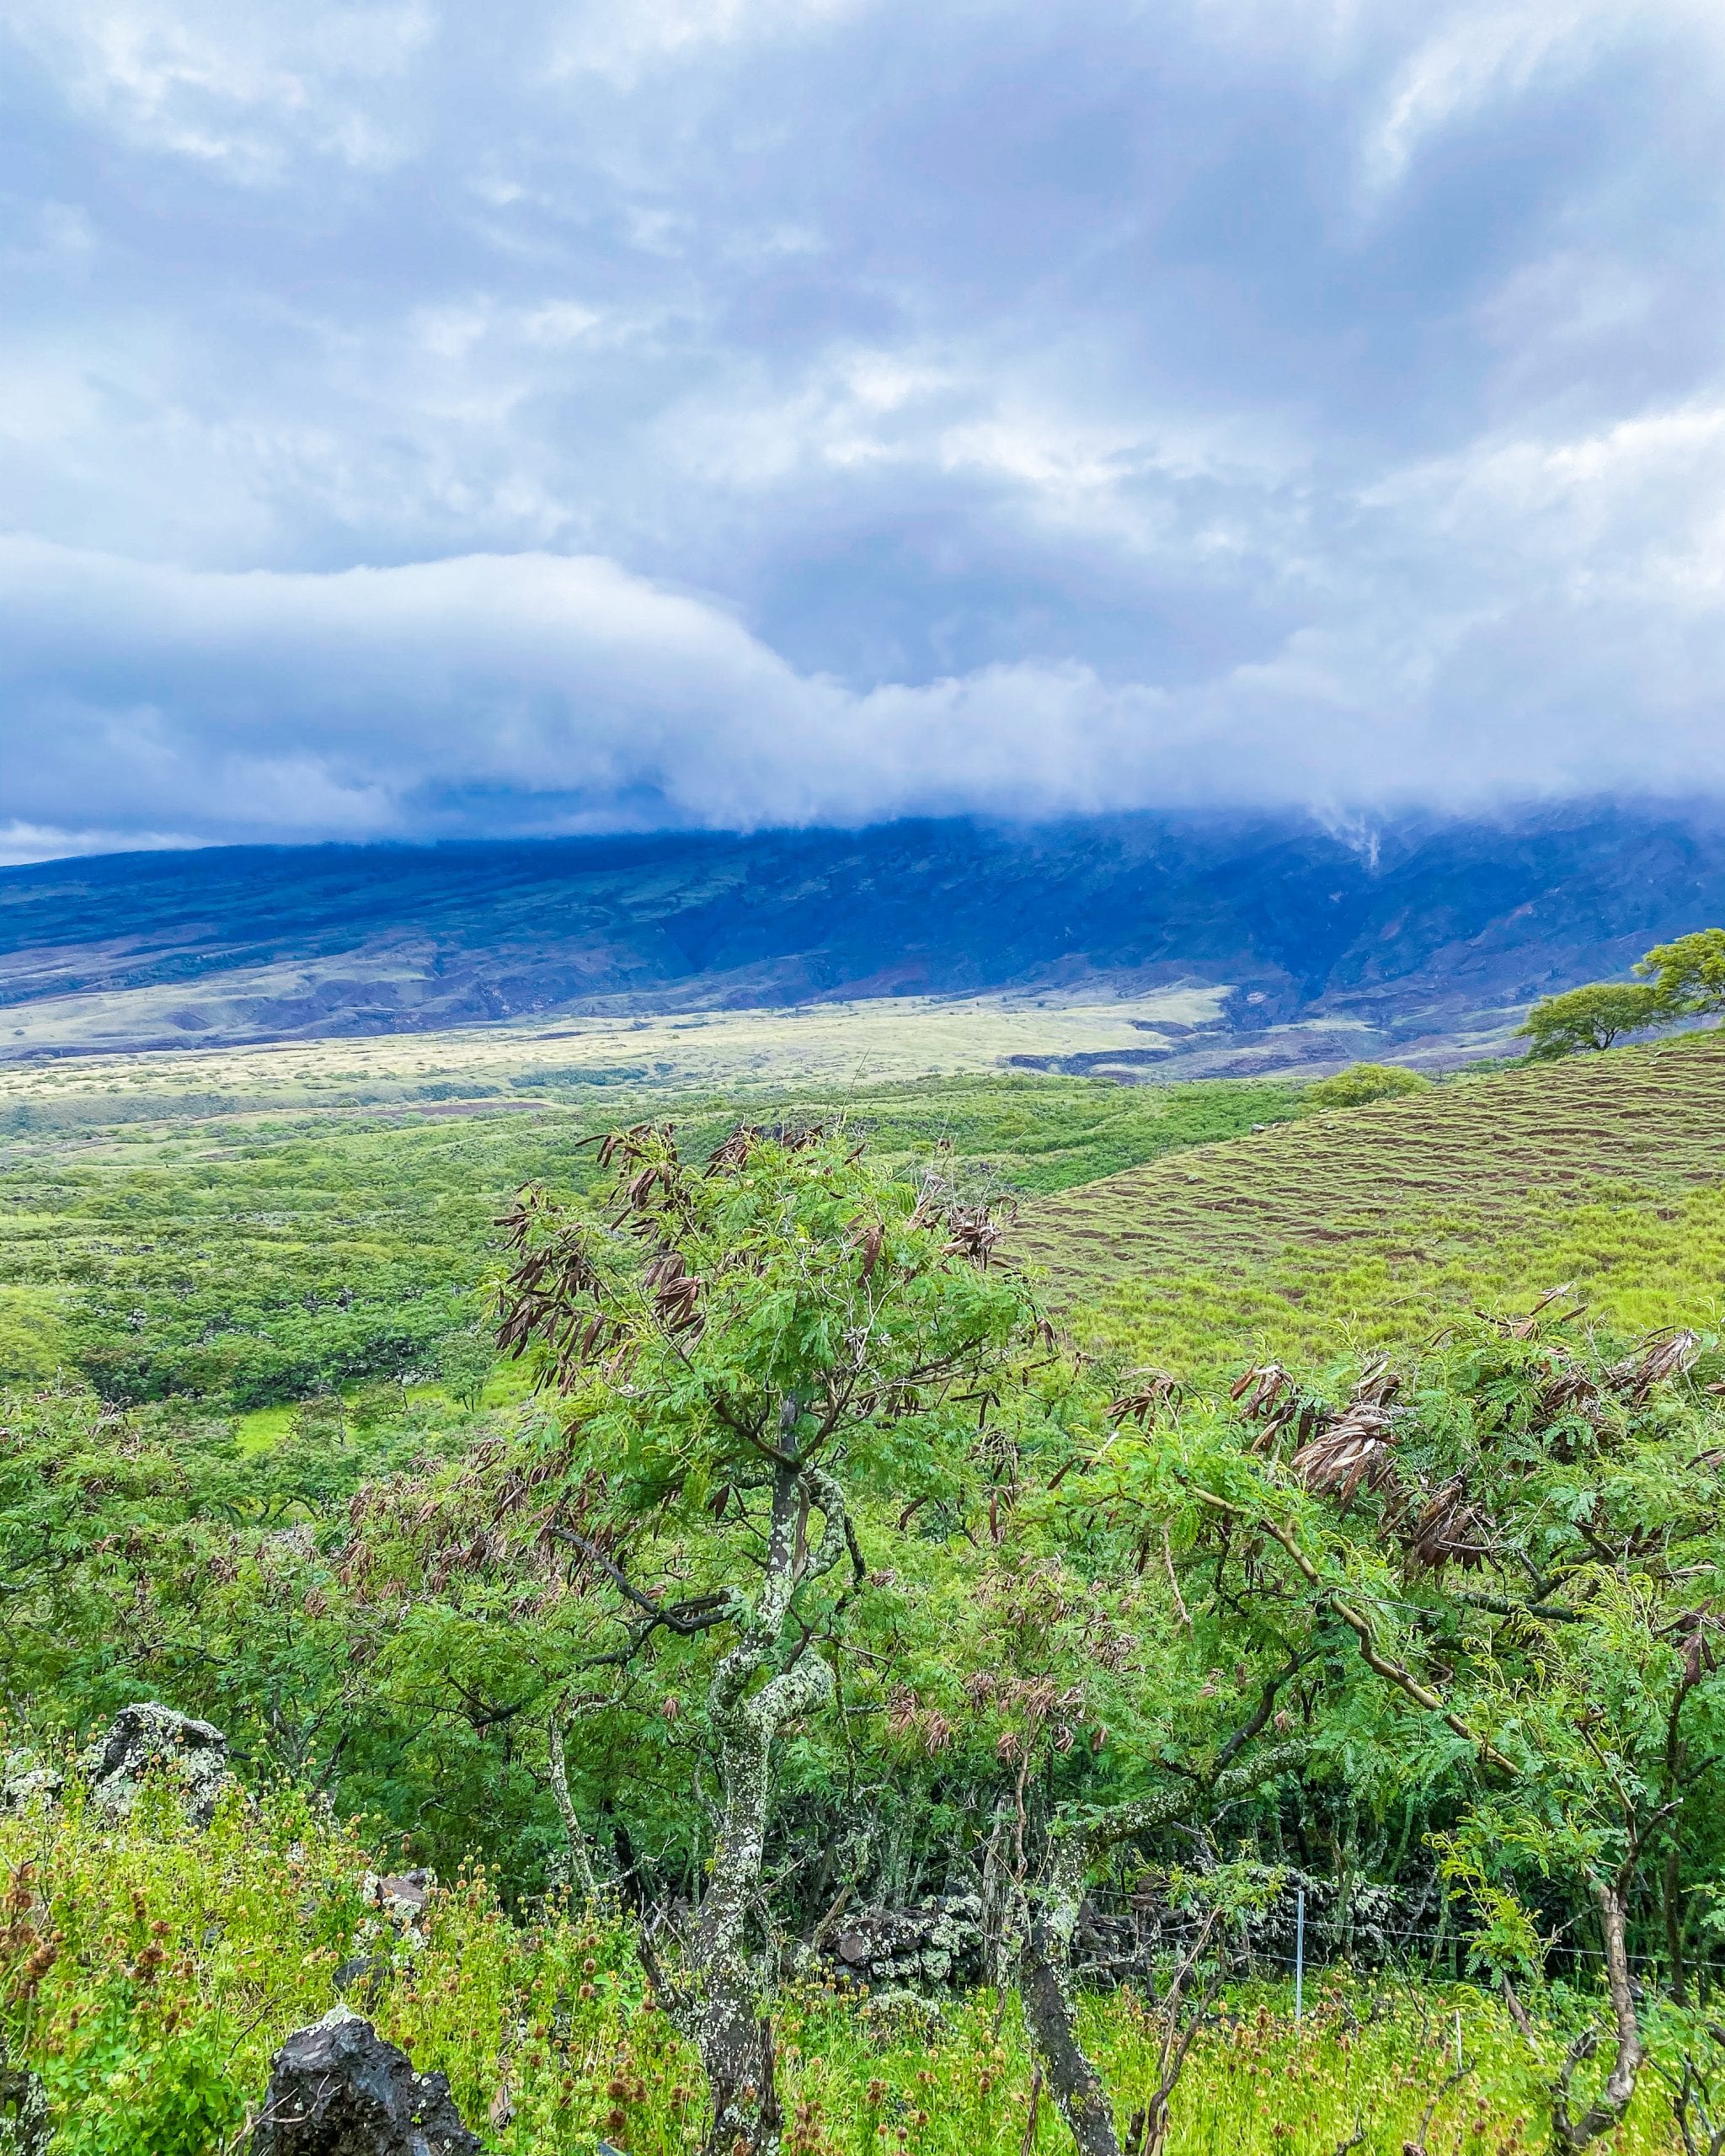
1304,1062,1432,1107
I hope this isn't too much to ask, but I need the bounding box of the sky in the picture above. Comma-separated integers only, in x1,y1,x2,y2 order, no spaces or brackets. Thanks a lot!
5,0,1725,863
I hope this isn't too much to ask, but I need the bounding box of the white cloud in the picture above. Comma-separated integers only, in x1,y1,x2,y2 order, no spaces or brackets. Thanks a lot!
4,0,434,176
6,525,1725,851
6,0,1725,847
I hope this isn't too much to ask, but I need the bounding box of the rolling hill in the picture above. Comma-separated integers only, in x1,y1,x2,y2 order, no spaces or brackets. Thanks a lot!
1016,1028,1725,1374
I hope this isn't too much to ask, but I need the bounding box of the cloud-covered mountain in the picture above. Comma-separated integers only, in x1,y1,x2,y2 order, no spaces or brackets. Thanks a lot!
3,803,1722,1064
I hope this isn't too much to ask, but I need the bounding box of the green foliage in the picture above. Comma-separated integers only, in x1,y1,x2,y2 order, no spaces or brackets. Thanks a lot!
1516,982,1670,1058
0,1072,1298,1413
1303,1063,1432,1107
1637,927,1725,1017
0,1786,1680,2156
8,1035,1725,2148
435,1332,494,1411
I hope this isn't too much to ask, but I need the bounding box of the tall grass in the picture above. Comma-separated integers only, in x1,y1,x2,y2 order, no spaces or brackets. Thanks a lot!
0,1784,1679,2154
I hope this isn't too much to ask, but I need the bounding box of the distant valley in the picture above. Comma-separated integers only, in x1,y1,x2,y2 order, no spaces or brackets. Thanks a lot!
3,800,1722,1075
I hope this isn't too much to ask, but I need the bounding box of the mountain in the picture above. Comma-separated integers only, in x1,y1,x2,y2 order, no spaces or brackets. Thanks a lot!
2,800,1722,1065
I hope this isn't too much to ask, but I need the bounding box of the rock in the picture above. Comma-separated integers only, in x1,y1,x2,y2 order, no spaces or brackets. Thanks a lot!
360,1870,433,1928
336,1870,438,1999
0,1753,62,1817
77,1703,235,1827
822,1896,983,1990
250,2005,483,2155
0,2060,49,2153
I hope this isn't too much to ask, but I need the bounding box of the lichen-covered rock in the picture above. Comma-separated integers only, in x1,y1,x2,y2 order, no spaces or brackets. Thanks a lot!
0,1753,62,1818
77,1703,235,1827
830,1895,984,1989
0,2061,49,2154
336,1870,438,1997
249,2005,483,2155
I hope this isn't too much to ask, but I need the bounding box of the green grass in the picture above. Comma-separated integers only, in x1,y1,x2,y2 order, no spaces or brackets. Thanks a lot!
0,1785,1676,2156
0,1071,1301,1404
1015,1031,1725,1375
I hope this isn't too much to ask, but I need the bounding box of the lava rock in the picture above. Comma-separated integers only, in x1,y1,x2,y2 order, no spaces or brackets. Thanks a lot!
77,1703,236,1827
830,1895,983,1988
250,2005,482,2155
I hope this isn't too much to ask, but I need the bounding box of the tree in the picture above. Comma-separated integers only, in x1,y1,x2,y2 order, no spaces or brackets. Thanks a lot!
1516,982,1669,1059
435,1332,494,1412
1637,929,1725,1019
491,1121,1051,2156
1305,1062,1432,1108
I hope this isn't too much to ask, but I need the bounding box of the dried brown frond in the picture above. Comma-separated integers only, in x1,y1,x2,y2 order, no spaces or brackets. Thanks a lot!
1607,1327,1702,1404
1108,1369,1182,1428
495,1200,612,1390
596,1122,676,1171
1231,1362,1296,1418
1351,1358,1402,1407
845,1218,887,1283
707,1123,764,1171
1290,1404,1399,1502
1538,1362,1604,1421
1399,1477,1490,1574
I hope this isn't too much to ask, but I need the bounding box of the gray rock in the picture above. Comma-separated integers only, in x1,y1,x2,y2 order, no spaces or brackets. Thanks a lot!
828,1895,984,1990
0,1753,62,1817
0,2061,49,2154
250,2006,483,2155
77,1703,235,1827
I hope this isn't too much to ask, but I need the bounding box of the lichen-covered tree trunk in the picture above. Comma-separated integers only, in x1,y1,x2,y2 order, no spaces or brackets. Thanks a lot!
1016,1748,1304,2156
1018,1833,1123,2156
663,1457,844,2156
1551,1876,1645,2156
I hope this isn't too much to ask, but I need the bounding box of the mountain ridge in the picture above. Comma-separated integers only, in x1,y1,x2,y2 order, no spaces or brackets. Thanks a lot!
2,801,1722,1063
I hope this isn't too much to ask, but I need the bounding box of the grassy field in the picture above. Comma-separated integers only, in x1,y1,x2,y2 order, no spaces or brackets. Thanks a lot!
2,1786,1674,2156
0,1065,1302,1402
0,985,1243,1112
1017,1028,1725,1374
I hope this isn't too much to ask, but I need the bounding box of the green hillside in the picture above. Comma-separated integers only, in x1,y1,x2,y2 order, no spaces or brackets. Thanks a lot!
1017,1028,1725,1373
0,1069,1300,1404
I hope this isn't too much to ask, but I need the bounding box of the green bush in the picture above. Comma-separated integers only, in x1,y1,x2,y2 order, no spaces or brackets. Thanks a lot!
1303,1061,1432,1107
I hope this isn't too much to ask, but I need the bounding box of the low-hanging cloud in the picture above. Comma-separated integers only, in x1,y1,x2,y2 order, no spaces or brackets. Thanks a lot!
5,0,1725,859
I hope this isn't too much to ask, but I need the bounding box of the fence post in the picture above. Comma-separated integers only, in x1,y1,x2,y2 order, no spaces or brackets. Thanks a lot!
1295,1887,1305,2031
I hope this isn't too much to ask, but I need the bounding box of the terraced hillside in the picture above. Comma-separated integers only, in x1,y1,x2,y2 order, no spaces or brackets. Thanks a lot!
1019,1031,1725,1374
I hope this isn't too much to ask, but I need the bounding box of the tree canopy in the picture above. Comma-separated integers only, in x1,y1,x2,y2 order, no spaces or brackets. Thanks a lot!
1516,981,1670,1058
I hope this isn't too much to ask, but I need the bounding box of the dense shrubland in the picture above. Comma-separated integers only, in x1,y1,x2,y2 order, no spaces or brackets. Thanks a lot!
0,1072,1301,1409
4,1106,1725,2152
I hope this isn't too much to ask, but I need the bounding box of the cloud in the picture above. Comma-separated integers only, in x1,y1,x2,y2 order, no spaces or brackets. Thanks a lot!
7,510,1725,853
4,0,1725,853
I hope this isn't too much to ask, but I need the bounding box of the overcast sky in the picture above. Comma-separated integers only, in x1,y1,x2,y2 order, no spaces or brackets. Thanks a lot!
4,0,1725,862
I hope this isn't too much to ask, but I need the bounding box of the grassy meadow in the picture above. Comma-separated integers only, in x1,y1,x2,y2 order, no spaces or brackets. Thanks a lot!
1017,1030,1725,1375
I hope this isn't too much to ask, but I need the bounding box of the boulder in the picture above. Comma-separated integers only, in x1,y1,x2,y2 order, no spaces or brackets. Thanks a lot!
77,1703,235,1827
830,1895,984,1988
0,1753,62,1818
250,2006,482,2155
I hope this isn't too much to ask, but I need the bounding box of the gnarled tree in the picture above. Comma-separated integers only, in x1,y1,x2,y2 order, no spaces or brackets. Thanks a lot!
495,1122,1049,2156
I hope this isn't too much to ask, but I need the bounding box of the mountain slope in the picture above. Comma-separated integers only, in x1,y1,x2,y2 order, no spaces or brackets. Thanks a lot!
1016,1029,1725,1372
2,800,1722,1059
